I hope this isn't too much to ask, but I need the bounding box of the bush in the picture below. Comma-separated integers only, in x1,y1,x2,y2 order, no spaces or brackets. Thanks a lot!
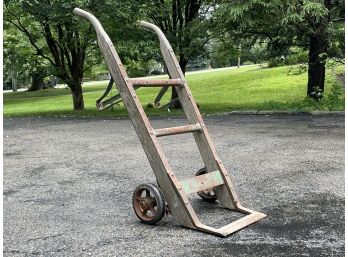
287,64,308,75
268,48,308,68
284,50,308,65
125,60,152,77
243,61,254,65
268,57,285,68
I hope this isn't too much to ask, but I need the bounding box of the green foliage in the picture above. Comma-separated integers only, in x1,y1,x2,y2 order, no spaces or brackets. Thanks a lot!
208,36,269,68
83,63,109,81
142,0,216,71
287,64,308,75
295,81,344,111
215,0,344,60
3,23,51,88
4,0,163,108
98,1,161,75
327,21,345,60
325,82,344,110
125,60,157,77
268,47,308,67
208,39,239,68
4,0,103,85
215,0,345,99
288,47,307,62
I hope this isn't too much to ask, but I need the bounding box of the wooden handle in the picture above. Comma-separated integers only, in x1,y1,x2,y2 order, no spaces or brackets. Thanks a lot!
73,8,93,20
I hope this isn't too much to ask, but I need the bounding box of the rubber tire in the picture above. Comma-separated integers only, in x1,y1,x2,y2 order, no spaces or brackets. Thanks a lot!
132,183,166,225
196,168,218,202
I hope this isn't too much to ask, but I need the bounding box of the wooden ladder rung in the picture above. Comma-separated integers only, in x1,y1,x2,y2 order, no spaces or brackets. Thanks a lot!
180,170,224,195
129,78,182,87
153,123,202,137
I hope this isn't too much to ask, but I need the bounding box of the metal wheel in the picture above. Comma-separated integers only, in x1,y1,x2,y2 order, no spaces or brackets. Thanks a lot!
196,168,217,202
132,183,166,225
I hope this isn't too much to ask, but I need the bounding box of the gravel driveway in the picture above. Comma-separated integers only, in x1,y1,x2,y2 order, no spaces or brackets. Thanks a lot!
3,114,345,256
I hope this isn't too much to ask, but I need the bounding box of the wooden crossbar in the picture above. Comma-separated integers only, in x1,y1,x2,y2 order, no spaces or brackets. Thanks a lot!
180,170,224,195
129,78,182,87
153,123,202,137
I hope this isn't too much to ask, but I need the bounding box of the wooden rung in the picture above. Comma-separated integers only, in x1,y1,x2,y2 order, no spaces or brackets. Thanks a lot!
180,170,224,195
217,212,267,236
153,123,202,137
128,78,182,87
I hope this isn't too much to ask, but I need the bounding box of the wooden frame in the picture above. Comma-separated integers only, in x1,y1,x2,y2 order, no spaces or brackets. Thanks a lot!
74,8,266,237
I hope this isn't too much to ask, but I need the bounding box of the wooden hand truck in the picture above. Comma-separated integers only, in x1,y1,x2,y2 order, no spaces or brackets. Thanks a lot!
74,8,266,237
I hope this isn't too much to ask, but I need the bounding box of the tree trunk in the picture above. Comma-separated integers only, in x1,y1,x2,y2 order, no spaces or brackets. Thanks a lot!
237,44,241,68
70,84,84,110
49,77,58,88
170,56,188,109
12,78,17,92
28,73,44,91
171,88,181,108
307,34,328,100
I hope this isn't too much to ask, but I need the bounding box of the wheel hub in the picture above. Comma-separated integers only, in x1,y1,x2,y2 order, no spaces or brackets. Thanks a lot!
140,197,154,209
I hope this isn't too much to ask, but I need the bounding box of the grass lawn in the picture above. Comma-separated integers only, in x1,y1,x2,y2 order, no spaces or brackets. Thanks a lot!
3,64,345,118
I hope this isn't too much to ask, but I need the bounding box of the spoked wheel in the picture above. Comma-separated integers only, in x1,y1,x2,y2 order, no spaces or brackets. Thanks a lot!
132,183,166,225
196,168,218,202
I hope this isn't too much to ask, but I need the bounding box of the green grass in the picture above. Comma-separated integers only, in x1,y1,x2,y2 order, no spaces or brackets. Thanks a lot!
4,64,344,118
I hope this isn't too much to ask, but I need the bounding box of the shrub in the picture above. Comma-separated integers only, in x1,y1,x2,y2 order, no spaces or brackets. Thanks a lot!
268,48,308,67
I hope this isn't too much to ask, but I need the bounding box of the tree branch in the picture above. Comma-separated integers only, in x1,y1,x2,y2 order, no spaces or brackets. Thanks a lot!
83,62,98,72
42,22,61,67
4,12,55,66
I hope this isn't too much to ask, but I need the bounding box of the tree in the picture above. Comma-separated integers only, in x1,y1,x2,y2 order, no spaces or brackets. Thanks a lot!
95,0,160,78
5,0,159,109
4,27,34,91
215,0,345,100
142,0,216,108
208,38,239,68
4,0,109,109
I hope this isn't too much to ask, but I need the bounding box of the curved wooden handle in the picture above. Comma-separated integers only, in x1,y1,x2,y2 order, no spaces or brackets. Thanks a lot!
73,8,94,20
73,8,105,37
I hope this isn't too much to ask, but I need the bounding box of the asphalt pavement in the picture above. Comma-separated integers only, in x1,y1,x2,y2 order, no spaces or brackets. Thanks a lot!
3,114,345,256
